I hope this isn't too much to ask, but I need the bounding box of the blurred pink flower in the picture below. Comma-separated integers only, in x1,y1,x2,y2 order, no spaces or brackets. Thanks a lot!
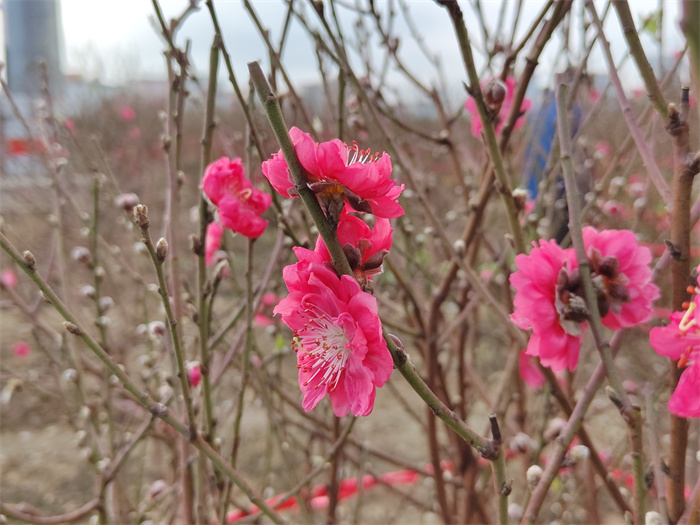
203,157,272,239
128,126,141,139
296,212,392,286
600,200,631,218
274,257,393,416
510,239,584,371
465,77,531,137
582,227,659,330
650,295,700,418
262,127,404,218
205,222,224,266
627,174,646,198
187,363,202,388
589,88,601,103
254,292,279,327
115,193,140,214
1,269,18,288
120,105,136,121
12,341,31,359
594,141,610,158
64,118,75,132
519,350,545,388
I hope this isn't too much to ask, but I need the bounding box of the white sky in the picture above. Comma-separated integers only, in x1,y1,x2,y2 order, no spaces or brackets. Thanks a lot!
0,0,690,95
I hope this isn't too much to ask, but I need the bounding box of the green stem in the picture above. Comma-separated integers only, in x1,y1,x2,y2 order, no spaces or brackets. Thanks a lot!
137,209,198,439
248,61,353,277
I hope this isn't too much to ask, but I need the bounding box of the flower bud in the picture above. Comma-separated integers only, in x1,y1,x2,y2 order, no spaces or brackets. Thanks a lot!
187,362,202,388
567,445,590,465
148,321,166,338
149,479,168,499
115,193,139,214
93,266,105,279
80,285,96,298
99,296,114,312
645,511,663,525
71,246,92,266
96,316,110,328
544,417,567,442
23,250,36,270
63,322,84,336
133,204,149,229
483,78,508,113
62,368,78,383
526,465,543,488
156,238,168,263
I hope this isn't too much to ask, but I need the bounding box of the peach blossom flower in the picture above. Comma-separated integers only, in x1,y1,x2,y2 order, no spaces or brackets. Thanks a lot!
465,77,531,137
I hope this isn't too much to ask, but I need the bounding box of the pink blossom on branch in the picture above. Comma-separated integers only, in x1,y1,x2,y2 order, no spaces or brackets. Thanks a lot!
295,212,393,288
650,296,700,418
261,127,404,219
202,157,272,239
465,77,531,137
510,239,583,371
274,258,393,417
205,222,224,267
1,269,18,288
581,227,659,330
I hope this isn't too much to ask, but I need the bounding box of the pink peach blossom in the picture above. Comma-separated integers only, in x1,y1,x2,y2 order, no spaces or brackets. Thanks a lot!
120,105,136,121
254,292,279,327
465,77,531,137
510,239,583,371
582,227,659,330
519,350,545,388
296,212,392,286
205,222,224,266
274,257,393,417
12,341,31,359
203,157,271,239
187,363,202,388
1,269,18,288
261,127,404,218
650,297,700,418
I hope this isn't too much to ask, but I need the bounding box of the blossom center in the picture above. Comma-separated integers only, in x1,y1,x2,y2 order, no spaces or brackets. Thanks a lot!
293,302,352,392
347,141,380,166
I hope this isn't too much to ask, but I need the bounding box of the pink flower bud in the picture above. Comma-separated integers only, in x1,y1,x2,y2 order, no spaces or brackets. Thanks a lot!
12,341,31,359
1,269,18,288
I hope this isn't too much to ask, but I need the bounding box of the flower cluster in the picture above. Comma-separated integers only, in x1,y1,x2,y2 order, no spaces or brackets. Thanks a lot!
262,127,404,220
202,157,272,239
649,274,700,418
259,128,403,416
510,227,658,372
465,77,532,137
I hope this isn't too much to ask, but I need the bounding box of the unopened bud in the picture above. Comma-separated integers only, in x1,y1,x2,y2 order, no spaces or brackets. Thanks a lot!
115,193,139,214
567,445,590,465
23,250,36,270
63,322,84,336
96,457,111,473
71,246,92,266
453,239,466,258
96,316,110,328
62,368,78,383
510,432,535,455
80,285,96,298
99,296,114,312
133,204,149,229
544,417,567,442
483,78,508,113
148,321,166,338
645,511,663,525
93,266,105,279
149,479,168,499
526,465,543,488
190,234,203,256
156,238,168,262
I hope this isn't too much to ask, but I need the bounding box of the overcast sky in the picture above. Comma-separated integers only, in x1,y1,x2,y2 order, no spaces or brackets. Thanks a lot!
1,0,691,99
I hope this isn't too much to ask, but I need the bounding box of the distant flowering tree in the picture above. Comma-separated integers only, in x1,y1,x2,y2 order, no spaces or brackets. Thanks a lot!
262,127,404,220
202,157,272,238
